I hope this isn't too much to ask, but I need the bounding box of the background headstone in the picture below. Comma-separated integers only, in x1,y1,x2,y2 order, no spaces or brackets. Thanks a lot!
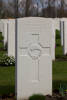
60,18,67,47
8,19,15,57
3,20,8,46
54,18,60,31
51,20,56,60
60,21,64,46
63,21,67,55
0,20,4,36
1,19,9,46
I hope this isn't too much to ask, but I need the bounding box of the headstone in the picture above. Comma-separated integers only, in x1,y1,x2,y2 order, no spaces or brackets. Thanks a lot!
63,21,67,55
51,20,56,60
3,21,8,46
0,20,4,36
54,18,60,30
60,18,67,47
60,21,64,46
16,17,52,100
1,19,9,46
8,19,15,57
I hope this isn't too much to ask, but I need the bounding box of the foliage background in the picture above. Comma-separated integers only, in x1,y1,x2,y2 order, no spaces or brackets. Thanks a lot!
0,0,67,18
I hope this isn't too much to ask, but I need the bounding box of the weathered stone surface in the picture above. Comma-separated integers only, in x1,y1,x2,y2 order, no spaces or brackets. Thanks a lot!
64,21,67,55
16,17,52,100
8,19,15,57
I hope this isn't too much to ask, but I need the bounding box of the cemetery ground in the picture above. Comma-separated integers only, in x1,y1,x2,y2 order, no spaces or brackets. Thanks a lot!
0,32,15,100
0,31,67,100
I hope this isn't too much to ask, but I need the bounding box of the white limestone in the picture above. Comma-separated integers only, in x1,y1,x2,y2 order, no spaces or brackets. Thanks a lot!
0,20,4,36
3,21,8,46
63,21,67,55
51,20,56,60
60,18,67,46
54,18,60,31
16,17,52,100
50,18,60,60
8,19,15,57
60,21,64,46
1,19,9,46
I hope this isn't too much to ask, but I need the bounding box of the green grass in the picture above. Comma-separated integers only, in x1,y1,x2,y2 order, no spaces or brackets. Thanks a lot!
53,61,67,81
55,29,64,57
0,32,14,95
0,32,3,41
0,51,6,57
0,66,15,95
53,30,67,90
1,61,67,95
56,38,61,46
55,46,63,56
0,42,4,49
53,61,67,89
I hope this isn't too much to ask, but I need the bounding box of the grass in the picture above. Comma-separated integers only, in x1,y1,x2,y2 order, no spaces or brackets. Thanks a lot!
0,66,15,95
0,32,15,95
53,61,67,80
0,32,3,41
53,61,67,89
53,29,67,90
0,42,4,49
0,51,6,57
55,29,63,56
55,46,63,56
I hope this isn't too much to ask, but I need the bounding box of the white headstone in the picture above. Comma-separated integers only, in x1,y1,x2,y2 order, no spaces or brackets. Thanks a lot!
1,19,9,46
60,21,64,46
16,17,52,100
54,18,60,31
60,18,67,46
63,21,67,55
8,19,15,57
4,21,8,46
51,20,56,60
0,20,4,36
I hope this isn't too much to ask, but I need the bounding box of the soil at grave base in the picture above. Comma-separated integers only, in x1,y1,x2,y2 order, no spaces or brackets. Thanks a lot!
0,98,15,100
0,94,67,100
0,94,15,100
1,96,67,100
45,95,67,100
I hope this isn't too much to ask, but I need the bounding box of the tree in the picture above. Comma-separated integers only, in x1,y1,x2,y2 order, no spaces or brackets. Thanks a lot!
18,0,26,17
0,0,4,18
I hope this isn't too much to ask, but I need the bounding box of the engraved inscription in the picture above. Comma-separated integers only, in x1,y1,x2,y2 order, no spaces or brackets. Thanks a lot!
28,43,42,60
